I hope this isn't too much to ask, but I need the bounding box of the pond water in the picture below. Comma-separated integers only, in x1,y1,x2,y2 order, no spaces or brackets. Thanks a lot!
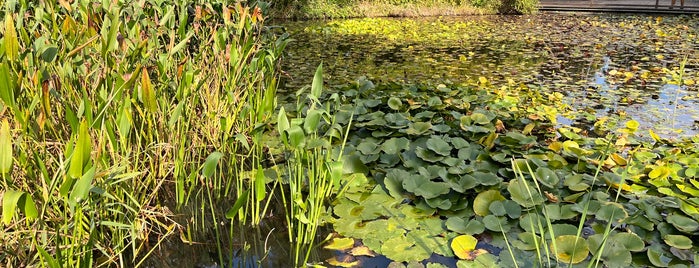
280,13,699,139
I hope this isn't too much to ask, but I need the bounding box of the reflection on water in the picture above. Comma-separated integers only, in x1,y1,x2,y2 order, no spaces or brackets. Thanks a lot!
280,13,699,138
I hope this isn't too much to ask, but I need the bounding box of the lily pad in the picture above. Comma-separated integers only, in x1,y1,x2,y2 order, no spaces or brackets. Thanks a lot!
663,234,693,250
473,190,505,216
451,234,478,260
507,179,545,208
666,213,699,233
325,237,355,250
552,235,589,264
426,136,452,156
388,97,403,110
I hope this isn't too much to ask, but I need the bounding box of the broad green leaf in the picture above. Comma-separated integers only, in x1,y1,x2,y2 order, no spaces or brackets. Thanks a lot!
402,174,450,199
68,120,91,179
303,109,323,134
225,189,249,219
612,232,645,252
426,136,452,156
473,190,505,216
254,167,266,202
326,257,359,268
649,166,671,180
311,63,323,99
201,152,224,178
663,234,692,249
507,179,544,208
388,97,402,110
535,167,559,188
287,125,305,148
482,214,509,232
0,119,12,174
69,166,95,205
470,113,490,125
595,202,628,223
381,235,430,262
4,14,19,62
19,192,38,221
277,106,290,143
647,245,672,267
451,235,478,260
381,137,410,154
552,235,589,264
2,189,23,225
0,61,15,108
667,213,699,233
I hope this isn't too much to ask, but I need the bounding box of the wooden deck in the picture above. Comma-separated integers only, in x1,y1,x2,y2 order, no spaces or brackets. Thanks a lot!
540,0,699,13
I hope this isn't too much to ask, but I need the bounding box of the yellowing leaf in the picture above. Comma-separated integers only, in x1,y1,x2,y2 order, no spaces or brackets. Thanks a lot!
649,166,671,180
349,245,376,257
625,120,640,131
324,237,355,250
452,234,478,259
141,70,157,112
326,256,358,268
649,129,661,142
4,14,19,62
478,76,488,85
0,119,12,174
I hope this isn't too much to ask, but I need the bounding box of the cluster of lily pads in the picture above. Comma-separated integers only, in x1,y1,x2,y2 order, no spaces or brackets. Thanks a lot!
282,14,699,138
311,77,699,267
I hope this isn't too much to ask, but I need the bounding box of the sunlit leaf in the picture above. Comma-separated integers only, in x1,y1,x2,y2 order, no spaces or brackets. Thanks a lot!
451,235,478,260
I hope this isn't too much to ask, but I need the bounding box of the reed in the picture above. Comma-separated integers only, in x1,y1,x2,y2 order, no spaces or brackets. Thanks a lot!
0,0,286,266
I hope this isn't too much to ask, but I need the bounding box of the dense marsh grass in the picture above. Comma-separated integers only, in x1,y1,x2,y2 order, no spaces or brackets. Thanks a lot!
0,0,286,266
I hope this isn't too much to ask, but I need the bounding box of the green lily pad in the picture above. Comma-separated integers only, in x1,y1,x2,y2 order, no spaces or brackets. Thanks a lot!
647,245,673,267
402,174,451,199
406,122,433,135
613,232,645,252
663,234,693,249
388,97,403,110
470,112,491,125
473,190,505,216
426,136,452,156
382,235,431,262
512,232,541,251
416,147,445,163
535,167,559,188
595,202,628,223
472,171,502,186
483,214,510,232
666,213,699,233
552,235,589,264
382,137,411,155
507,179,545,208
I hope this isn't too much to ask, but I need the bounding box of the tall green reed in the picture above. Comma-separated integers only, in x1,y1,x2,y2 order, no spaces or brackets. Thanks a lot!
277,64,353,266
0,0,286,266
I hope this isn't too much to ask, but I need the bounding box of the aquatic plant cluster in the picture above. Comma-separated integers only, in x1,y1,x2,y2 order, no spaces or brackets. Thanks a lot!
0,0,289,266
284,15,699,138
321,78,699,267
2,1,699,268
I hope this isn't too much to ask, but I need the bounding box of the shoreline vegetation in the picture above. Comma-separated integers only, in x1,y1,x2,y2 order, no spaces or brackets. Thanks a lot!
268,0,539,19
2,0,698,267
